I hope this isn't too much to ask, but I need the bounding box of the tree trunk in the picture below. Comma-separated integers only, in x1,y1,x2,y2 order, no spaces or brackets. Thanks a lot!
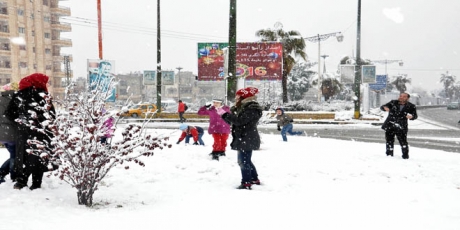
77,187,95,207
282,72,288,103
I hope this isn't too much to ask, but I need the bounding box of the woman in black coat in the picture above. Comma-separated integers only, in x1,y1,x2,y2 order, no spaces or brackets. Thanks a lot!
5,73,56,190
218,87,262,190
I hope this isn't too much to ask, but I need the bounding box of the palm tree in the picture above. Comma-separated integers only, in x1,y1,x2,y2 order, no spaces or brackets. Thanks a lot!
256,23,307,103
440,71,456,99
390,74,411,93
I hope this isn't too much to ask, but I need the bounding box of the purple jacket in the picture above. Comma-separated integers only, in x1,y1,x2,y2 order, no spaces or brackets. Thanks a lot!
103,116,115,137
198,105,231,134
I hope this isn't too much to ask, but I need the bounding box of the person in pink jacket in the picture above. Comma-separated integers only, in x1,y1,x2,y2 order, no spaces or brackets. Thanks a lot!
101,108,114,145
197,99,230,161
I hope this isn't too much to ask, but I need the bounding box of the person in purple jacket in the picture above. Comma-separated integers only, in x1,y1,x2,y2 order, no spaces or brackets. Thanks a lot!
197,99,230,161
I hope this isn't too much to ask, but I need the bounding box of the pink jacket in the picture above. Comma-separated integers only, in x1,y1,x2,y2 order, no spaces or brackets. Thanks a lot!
197,105,230,134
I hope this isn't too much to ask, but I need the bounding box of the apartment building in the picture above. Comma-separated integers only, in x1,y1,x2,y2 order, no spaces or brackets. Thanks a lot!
0,0,72,99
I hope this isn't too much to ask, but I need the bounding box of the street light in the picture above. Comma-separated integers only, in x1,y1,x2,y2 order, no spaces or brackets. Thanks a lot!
304,32,344,102
371,59,403,76
176,66,183,100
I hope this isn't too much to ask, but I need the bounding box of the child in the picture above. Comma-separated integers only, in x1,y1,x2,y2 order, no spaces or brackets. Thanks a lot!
176,124,205,145
275,107,303,142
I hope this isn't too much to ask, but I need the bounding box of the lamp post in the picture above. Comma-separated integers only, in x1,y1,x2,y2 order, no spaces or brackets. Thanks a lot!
176,66,183,100
304,32,344,102
321,55,329,73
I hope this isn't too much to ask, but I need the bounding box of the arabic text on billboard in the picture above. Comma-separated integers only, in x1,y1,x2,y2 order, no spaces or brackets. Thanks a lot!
197,42,283,81
88,59,116,102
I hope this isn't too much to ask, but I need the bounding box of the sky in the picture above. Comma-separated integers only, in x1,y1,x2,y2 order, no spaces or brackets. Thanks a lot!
1,116,460,230
60,0,460,92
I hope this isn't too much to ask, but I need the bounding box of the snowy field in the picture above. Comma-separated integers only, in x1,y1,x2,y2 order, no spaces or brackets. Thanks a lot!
1,121,460,230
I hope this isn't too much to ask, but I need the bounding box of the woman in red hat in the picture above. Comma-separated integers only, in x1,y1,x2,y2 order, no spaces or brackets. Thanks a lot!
216,87,262,190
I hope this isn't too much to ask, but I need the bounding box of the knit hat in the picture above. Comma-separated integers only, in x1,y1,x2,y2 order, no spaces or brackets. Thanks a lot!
212,98,223,103
236,87,259,99
19,73,49,92
179,123,188,131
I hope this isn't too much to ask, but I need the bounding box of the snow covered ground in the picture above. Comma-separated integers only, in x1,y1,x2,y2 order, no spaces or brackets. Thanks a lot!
1,119,460,230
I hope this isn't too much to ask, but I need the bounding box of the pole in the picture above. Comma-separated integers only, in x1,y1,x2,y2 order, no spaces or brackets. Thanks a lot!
176,67,182,100
317,35,321,103
227,0,237,102
353,0,362,119
156,0,162,113
97,0,103,60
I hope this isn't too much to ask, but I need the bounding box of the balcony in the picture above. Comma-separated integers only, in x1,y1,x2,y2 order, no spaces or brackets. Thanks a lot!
50,6,70,16
52,54,73,62
51,38,72,47
51,21,71,32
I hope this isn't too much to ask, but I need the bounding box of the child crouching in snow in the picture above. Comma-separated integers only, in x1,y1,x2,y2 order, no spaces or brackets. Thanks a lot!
176,124,205,146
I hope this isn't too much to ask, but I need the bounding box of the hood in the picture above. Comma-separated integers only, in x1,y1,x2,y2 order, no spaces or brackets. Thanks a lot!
275,107,284,114
19,73,49,92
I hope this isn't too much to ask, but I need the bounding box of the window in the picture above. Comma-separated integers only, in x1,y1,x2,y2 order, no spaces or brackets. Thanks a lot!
33,47,36,53
18,27,25,34
43,0,49,6
6,78,10,83
44,16,50,23
32,30,35,36
17,9,24,16
44,32,50,39
19,45,26,50
19,62,27,68
46,65,52,70
1,25,8,33
33,64,37,69
45,48,51,54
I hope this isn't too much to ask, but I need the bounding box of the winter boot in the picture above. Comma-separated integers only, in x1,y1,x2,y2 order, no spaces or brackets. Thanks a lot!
209,152,219,161
29,183,41,190
13,182,27,190
251,179,261,185
237,182,252,190
0,176,5,184
217,151,226,157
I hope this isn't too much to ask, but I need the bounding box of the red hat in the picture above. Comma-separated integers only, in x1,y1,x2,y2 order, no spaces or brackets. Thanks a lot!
19,73,49,92
236,87,259,99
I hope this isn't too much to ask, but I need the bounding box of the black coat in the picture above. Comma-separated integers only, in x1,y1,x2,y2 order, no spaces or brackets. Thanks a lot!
380,100,417,132
222,97,262,151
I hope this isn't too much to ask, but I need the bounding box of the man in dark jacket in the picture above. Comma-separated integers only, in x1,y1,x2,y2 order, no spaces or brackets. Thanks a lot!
5,73,56,190
218,87,262,190
380,92,417,159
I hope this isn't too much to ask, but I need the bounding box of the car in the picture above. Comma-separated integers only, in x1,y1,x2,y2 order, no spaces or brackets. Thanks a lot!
122,103,158,117
447,102,459,110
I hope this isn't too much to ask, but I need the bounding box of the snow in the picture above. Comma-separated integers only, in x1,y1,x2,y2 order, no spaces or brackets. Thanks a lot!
1,120,460,230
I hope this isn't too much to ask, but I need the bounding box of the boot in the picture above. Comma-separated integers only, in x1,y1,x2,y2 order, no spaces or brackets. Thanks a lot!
209,151,219,161
30,183,41,190
237,182,252,190
13,181,27,190
0,176,5,184
217,151,226,157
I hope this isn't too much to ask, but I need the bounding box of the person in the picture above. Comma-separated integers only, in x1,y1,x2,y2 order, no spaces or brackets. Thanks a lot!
197,99,231,161
176,124,205,145
380,92,418,159
0,89,18,184
5,73,57,190
100,107,114,145
217,87,262,190
275,107,304,142
177,100,187,123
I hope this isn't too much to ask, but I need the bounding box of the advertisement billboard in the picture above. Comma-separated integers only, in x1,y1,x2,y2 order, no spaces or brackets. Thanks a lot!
143,70,175,85
88,59,116,102
197,42,283,81
340,65,355,84
362,65,376,83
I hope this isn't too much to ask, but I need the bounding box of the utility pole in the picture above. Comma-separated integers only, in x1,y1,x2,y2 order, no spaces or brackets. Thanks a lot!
354,0,362,119
176,66,182,100
227,0,237,103
156,0,162,113
97,0,103,59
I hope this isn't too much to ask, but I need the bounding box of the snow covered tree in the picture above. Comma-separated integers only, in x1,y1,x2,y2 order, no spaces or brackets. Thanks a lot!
440,71,456,99
390,74,411,93
287,62,314,101
28,75,171,206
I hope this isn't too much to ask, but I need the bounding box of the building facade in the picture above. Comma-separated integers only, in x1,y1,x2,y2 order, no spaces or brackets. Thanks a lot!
0,0,72,99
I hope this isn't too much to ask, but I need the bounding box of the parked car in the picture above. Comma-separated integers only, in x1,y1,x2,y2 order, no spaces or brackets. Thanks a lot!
122,103,158,117
447,102,459,110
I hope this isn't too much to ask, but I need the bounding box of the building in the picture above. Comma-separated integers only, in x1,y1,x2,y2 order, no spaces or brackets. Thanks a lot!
116,72,143,104
0,0,72,99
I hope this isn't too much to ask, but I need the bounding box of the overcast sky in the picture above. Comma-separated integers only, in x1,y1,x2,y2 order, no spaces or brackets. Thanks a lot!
61,0,460,92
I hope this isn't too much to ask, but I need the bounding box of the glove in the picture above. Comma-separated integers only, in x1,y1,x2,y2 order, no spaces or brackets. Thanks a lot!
216,107,226,115
277,126,281,131
193,142,199,145
176,141,181,144
205,103,212,108
290,119,294,123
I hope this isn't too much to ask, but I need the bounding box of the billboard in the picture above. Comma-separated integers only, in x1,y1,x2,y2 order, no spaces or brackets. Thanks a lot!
362,65,376,83
88,59,116,102
143,70,175,85
340,65,355,83
197,42,283,81
369,75,387,91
